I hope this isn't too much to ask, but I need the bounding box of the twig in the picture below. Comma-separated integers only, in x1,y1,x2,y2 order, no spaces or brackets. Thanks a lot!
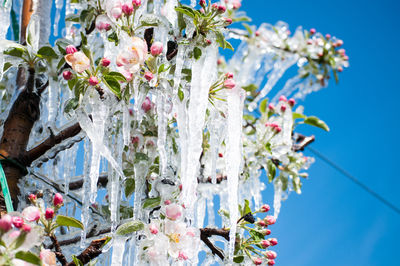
66,237,109,266
50,235,68,266
200,228,230,260
48,227,111,248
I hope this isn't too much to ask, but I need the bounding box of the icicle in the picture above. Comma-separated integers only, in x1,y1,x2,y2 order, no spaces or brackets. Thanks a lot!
122,104,130,146
248,55,298,111
53,0,64,36
208,110,225,184
164,0,178,28
80,139,92,248
207,196,215,226
181,43,218,212
173,45,187,94
273,179,282,219
156,89,168,177
111,237,126,265
110,166,120,230
225,85,245,261
31,0,53,47
47,77,59,126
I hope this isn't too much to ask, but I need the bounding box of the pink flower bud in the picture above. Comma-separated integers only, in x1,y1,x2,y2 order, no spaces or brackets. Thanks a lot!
261,204,270,212
122,3,134,15
199,0,206,6
144,71,153,81
131,136,139,144
63,70,73,80
280,105,286,112
225,72,234,79
12,216,24,228
232,1,241,9
132,0,141,7
270,123,279,129
0,215,12,232
253,258,263,265
28,194,37,202
53,193,64,207
261,240,270,248
150,42,163,56
149,224,158,234
309,28,316,35
178,252,188,261
217,5,226,13
22,223,31,233
307,39,313,45
166,204,182,220
255,31,260,37
218,153,223,158
45,208,55,220
22,206,41,222
211,3,218,10
141,97,153,112
335,39,343,47
338,49,346,55
95,15,112,31
274,126,282,133
337,66,343,72
264,229,271,235
268,238,278,246
325,33,331,40
224,17,233,25
266,250,277,259
101,57,111,67
217,58,223,65
258,220,266,227
224,78,236,89
279,95,287,102
288,98,295,106
268,260,276,265
205,39,212,45
89,76,99,86
265,215,276,225
164,200,171,205
343,55,349,61
65,45,77,55
111,4,122,19
268,104,275,111
129,108,133,116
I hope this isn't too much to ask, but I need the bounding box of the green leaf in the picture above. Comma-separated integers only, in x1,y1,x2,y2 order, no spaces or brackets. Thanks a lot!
12,232,27,249
4,47,25,57
267,160,276,182
224,40,234,51
15,251,41,265
304,116,330,131
233,255,245,263
105,72,126,82
134,152,149,163
3,62,12,73
293,112,306,120
175,6,196,19
37,46,58,59
242,23,253,36
103,76,121,99
178,87,184,101
242,84,257,92
193,47,202,60
143,197,161,209
56,215,84,230
57,57,66,70
124,178,135,198
65,14,80,22
218,209,230,219
259,98,268,113
244,199,251,215
215,31,226,49
64,98,79,113
72,255,83,266
107,31,119,46
116,220,144,235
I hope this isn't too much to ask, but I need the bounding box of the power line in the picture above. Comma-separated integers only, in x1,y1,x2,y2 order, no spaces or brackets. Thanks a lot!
307,147,400,215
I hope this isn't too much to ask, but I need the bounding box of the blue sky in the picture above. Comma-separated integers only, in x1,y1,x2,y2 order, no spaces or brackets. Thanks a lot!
244,0,400,265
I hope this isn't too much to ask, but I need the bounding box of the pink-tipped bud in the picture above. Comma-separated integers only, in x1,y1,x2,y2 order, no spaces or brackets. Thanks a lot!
63,70,73,80
253,258,263,265
28,194,37,202
205,39,212,45
288,98,295,106
131,136,139,144
224,17,233,25
274,126,282,133
261,204,270,212
144,71,153,81
22,224,31,233
338,48,346,55
199,0,206,7
325,33,331,39
268,104,275,111
164,200,171,205
89,76,99,86
343,55,349,61
261,240,270,248
224,78,236,89
232,1,241,9
335,39,343,47
129,108,134,116
211,3,218,10
218,153,223,158
166,204,182,220
217,58,223,65
225,72,234,79
22,206,40,222
0,215,12,232
150,42,163,56
132,0,141,7
217,5,226,13
279,95,287,102
266,251,277,260
268,260,276,266
270,123,279,129
258,220,266,227
149,224,158,234
265,215,276,225
307,39,313,45
178,252,189,261
122,3,134,15
255,31,260,37
337,66,343,72
141,97,153,112
101,57,111,67
45,208,55,220
53,193,64,207
65,45,77,55
309,28,316,35
12,216,24,228
264,229,271,235
280,105,286,112
268,238,278,246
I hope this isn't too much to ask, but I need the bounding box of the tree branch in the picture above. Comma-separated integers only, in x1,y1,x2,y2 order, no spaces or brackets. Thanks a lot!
200,228,230,260
48,227,111,248
25,123,81,165
293,134,315,152
66,237,109,266
50,235,68,266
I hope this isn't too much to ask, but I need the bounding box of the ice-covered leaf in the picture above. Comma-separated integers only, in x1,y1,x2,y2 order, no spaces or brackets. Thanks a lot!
304,116,330,131
116,220,144,235
56,215,84,230
37,46,58,59
124,178,135,198
15,251,41,266
142,197,161,209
